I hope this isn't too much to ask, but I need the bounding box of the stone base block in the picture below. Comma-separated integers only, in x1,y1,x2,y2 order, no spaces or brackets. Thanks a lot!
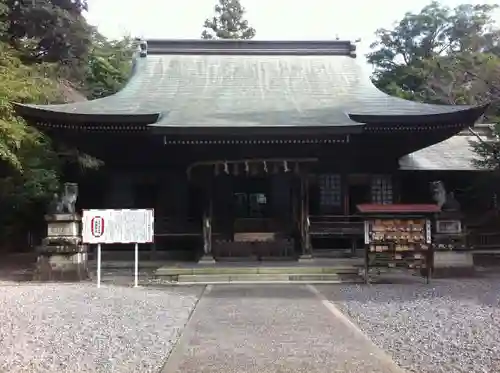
45,213,81,222
39,238,83,251
298,254,314,263
433,251,475,278
34,252,89,281
198,255,216,264
47,220,80,237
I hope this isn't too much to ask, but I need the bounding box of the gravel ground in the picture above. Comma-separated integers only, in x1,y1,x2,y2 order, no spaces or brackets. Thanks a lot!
0,283,203,373
317,276,500,373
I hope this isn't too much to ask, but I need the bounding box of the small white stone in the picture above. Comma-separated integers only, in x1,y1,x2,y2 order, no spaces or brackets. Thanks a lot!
330,277,500,373
0,283,201,373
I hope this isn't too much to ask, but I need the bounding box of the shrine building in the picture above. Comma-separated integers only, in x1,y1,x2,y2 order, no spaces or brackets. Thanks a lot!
15,39,489,261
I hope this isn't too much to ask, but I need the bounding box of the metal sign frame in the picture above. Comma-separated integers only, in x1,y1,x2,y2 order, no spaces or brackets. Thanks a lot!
82,209,154,288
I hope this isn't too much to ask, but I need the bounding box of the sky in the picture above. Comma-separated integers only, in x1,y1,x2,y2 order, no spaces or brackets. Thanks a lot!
85,0,500,55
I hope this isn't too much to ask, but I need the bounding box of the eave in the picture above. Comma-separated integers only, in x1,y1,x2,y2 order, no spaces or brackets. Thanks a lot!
352,104,489,127
14,103,160,125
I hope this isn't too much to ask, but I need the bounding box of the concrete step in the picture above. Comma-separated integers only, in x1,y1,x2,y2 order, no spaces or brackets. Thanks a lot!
89,260,169,269
313,249,365,258
170,273,362,284
155,265,360,277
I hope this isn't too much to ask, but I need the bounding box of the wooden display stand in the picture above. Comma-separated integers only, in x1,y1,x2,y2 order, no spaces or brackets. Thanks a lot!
357,204,439,284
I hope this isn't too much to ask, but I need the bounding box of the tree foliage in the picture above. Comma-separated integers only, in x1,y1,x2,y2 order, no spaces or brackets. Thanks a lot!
84,32,135,99
0,0,133,246
367,1,500,169
4,0,92,83
368,2,499,101
201,0,255,40
0,43,60,171
0,43,62,243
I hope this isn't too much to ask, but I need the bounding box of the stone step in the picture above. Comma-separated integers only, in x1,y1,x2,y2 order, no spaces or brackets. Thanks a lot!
170,273,362,284
89,260,169,269
155,265,360,277
313,249,365,258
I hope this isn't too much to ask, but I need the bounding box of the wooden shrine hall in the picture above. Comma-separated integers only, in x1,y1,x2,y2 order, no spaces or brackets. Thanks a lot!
15,39,488,262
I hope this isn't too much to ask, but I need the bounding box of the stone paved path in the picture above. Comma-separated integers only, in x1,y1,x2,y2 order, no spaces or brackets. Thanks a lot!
161,284,406,373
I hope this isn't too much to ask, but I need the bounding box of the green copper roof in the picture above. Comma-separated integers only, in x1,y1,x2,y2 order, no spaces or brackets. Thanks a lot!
15,39,487,131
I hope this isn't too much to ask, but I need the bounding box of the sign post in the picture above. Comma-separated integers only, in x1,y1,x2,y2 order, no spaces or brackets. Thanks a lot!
134,243,139,287
82,209,154,288
97,243,102,288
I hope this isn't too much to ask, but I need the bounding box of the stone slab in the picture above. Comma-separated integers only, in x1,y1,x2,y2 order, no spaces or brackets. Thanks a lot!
162,285,405,373
434,251,474,267
229,274,291,282
45,213,81,222
178,274,231,283
47,221,80,237
37,243,86,253
34,252,89,281
155,265,360,277
289,274,341,281
197,255,216,264
298,254,314,263
234,232,276,242
433,251,475,278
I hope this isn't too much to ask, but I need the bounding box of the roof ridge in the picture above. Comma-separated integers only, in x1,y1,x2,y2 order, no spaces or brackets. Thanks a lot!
144,39,356,57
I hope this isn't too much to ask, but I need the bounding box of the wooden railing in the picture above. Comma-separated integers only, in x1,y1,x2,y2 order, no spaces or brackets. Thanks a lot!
154,217,202,237
468,230,500,252
466,213,500,252
309,215,364,237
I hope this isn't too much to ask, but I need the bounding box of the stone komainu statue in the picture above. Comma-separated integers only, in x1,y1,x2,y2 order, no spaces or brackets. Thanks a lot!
430,181,460,211
430,181,447,208
48,183,79,214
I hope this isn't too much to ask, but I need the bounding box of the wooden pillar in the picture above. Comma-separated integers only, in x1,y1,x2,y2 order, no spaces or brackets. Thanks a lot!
343,173,350,216
199,176,215,264
299,171,313,261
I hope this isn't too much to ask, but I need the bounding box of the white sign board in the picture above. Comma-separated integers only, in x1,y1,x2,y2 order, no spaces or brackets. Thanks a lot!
82,209,154,244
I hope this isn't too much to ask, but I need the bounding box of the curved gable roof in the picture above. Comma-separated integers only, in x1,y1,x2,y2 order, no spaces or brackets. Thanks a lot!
15,39,487,129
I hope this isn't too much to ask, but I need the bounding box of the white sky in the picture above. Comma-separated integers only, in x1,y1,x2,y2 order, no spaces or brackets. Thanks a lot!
85,0,500,55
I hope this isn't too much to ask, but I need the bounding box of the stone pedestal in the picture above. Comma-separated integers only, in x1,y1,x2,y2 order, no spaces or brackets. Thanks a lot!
433,251,475,277
298,254,314,262
198,254,216,264
34,214,89,281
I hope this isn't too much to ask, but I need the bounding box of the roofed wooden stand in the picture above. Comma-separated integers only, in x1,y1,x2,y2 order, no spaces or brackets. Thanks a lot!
14,39,488,267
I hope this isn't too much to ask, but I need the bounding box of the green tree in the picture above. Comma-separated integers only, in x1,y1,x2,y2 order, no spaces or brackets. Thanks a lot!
3,0,92,83
0,43,61,242
367,2,500,170
421,52,500,106
201,0,256,40
0,1,133,249
0,43,60,171
84,31,135,99
368,1,499,99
